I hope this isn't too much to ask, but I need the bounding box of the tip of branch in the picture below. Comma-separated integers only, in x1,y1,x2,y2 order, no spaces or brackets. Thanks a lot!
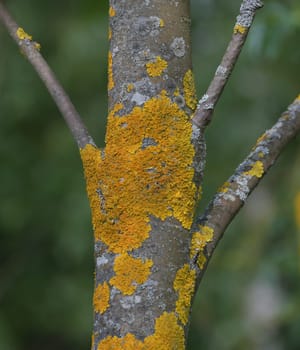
241,0,264,11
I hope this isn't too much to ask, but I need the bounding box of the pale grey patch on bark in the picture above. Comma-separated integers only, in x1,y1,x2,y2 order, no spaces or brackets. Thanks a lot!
236,0,264,27
133,16,163,37
132,92,149,106
174,95,185,108
141,137,158,149
170,37,186,57
215,65,228,76
120,295,142,310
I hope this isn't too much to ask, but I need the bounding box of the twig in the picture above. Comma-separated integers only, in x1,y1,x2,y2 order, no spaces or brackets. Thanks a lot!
192,95,300,270
0,2,95,148
192,0,264,129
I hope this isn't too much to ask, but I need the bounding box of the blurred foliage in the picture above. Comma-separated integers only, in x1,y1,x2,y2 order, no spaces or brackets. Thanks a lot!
0,0,299,349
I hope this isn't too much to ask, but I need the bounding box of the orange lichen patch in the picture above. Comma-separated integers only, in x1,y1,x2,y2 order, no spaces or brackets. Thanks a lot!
108,28,112,40
109,102,124,115
255,133,267,145
80,92,196,254
218,181,230,193
108,51,114,90
233,24,247,34
183,70,197,111
16,27,41,50
127,83,134,92
146,56,168,77
196,254,207,270
98,333,143,350
190,225,214,269
144,312,185,349
16,27,32,40
173,264,196,325
34,42,41,51
252,132,268,151
173,87,180,97
295,192,300,229
80,143,102,230
109,6,116,17
97,312,185,349
190,226,214,257
94,282,110,314
110,253,153,295
243,161,264,178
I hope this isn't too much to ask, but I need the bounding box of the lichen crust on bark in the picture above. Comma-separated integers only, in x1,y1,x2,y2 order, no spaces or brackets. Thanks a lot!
80,91,200,347
80,1,205,348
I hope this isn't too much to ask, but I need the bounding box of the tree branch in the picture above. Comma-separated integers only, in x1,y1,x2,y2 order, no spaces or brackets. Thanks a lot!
194,95,300,267
192,0,264,129
0,2,95,148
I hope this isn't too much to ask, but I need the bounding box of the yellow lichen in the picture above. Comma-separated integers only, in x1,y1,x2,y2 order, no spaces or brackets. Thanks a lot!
218,181,230,193
16,27,40,50
295,94,300,102
196,254,207,270
173,264,196,325
108,28,112,40
295,192,300,229
190,225,214,269
110,253,153,295
98,333,143,350
255,133,267,145
34,42,41,51
81,92,196,255
173,87,180,97
190,226,214,257
159,19,165,27
94,282,110,314
109,6,116,17
146,56,168,77
81,92,196,315
252,133,268,151
144,312,185,349
108,51,115,90
258,151,264,158
80,143,102,233
16,27,32,40
243,161,264,178
127,83,134,92
97,312,185,349
183,70,197,111
233,24,247,34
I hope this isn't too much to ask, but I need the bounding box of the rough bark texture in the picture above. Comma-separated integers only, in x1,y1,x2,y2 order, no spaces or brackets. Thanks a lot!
1,1,299,349
80,1,205,348
194,94,300,287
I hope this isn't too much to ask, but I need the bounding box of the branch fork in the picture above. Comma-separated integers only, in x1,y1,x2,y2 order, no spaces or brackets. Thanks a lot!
1,1,299,281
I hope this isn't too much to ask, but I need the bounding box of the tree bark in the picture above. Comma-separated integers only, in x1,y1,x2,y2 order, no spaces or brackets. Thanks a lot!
80,1,205,348
1,1,299,349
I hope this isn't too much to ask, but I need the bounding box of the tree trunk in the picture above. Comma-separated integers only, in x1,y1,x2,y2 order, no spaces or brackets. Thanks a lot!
2,1,299,349
80,1,204,348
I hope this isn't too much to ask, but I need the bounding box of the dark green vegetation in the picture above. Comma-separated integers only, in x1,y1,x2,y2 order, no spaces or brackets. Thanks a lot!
0,1,299,349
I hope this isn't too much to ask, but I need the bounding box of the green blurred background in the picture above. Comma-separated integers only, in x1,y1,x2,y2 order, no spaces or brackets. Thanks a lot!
0,1,299,349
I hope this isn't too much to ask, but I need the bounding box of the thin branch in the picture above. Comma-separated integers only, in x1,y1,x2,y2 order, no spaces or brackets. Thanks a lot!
0,2,95,148
193,95,300,270
192,0,264,129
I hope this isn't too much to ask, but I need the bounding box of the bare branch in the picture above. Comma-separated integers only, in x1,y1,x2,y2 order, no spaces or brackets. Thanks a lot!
193,95,300,267
0,2,95,148
192,0,264,129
